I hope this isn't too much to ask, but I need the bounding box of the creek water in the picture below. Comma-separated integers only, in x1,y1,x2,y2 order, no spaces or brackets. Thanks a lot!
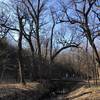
42,91,67,100
39,81,77,100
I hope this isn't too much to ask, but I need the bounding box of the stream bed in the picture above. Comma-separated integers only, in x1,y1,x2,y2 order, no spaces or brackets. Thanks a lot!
39,80,78,100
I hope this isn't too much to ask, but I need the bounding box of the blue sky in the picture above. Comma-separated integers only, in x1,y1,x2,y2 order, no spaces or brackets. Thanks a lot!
0,0,8,2
0,0,100,51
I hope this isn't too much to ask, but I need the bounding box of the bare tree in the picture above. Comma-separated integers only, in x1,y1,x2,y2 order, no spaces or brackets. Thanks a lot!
16,6,26,84
0,1,26,84
22,0,47,58
49,8,80,62
58,0,100,78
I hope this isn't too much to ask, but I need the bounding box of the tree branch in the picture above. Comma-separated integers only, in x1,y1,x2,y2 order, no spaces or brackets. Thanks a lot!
51,44,80,61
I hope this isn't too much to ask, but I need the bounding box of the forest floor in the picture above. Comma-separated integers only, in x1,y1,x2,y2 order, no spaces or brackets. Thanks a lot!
0,81,100,100
0,82,48,100
65,82,100,100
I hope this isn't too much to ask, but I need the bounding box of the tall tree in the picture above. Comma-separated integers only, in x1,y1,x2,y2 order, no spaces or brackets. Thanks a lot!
16,6,26,84
58,0,100,69
0,1,26,84
22,0,47,58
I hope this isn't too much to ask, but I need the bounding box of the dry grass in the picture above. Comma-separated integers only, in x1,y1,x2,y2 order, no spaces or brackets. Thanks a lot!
0,82,45,98
65,85,100,100
0,82,40,90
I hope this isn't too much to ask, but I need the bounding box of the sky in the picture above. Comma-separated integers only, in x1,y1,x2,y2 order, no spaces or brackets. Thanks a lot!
0,0,100,51
0,0,8,2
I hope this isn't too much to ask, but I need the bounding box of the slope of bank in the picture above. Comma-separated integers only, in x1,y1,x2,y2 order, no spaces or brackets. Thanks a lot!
65,85,100,100
0,82,49,100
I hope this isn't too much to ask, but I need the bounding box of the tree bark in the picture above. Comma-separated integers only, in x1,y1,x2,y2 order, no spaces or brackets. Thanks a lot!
17,7,26,84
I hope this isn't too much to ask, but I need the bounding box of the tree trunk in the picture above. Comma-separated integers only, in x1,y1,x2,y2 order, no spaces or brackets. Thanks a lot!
17,7,26,84
28,39,38,80
18,31,25,84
